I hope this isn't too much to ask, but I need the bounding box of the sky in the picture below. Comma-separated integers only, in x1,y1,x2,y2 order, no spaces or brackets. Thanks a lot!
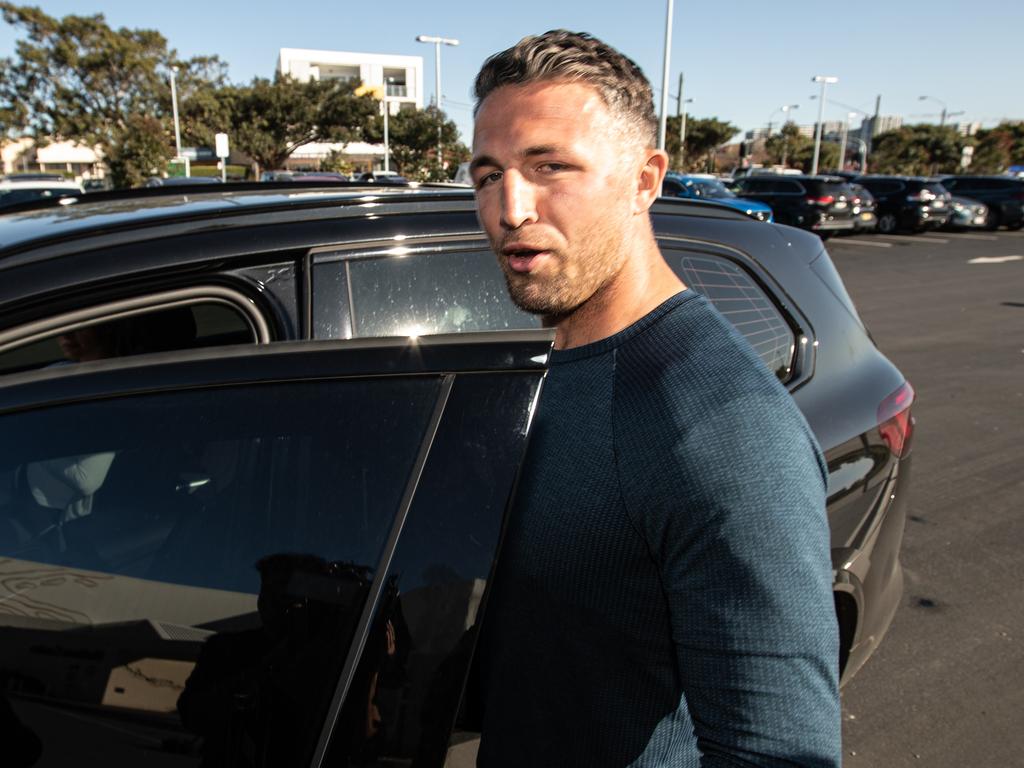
2,0,1022,146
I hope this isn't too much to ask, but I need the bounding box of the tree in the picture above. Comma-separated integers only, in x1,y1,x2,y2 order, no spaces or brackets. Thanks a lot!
0,3,225,187
227,75,380,173
665,115,738,172
870,124,962,176
378,105,468,181
969,121,1024,174
763,122,807,168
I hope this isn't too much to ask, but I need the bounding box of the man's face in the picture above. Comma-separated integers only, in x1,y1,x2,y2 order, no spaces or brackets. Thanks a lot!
471,80,640,317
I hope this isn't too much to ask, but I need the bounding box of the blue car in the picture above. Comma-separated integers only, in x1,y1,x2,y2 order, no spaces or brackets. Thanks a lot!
663,173,773,223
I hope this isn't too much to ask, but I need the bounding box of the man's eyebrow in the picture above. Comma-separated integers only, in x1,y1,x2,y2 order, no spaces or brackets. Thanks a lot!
469,155,498,173
522,145,563,158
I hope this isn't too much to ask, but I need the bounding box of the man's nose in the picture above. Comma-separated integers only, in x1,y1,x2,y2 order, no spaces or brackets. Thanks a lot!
500,171,538,230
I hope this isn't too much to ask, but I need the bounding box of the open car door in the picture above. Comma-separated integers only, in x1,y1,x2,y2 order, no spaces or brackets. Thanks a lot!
0,331,551,768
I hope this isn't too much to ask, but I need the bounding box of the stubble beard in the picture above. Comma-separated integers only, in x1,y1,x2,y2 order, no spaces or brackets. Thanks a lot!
496,212,631,319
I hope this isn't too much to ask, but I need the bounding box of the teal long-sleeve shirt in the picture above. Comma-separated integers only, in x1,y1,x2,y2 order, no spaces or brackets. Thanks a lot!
478,289,840,767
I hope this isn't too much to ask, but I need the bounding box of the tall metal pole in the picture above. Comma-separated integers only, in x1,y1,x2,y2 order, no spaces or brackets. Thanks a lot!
838,113,853,172
810,75,838,176
676,72,685,169
416,35,459,170
383,93,390,173
169,66,189,178
657,0,674,150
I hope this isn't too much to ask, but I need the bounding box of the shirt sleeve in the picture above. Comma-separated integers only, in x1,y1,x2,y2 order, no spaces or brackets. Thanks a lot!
618,390,841,767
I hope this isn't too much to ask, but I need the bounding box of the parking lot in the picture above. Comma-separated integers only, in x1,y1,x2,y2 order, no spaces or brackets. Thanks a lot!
826,229,1024,766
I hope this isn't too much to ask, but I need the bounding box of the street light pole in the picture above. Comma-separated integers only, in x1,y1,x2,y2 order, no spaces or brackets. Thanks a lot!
837,112,855,172
382,79,391,173
657,0,674,150
919,95,949,127
169,66,189,178
416,35,459,169
810,75,838,176
679,97,694,170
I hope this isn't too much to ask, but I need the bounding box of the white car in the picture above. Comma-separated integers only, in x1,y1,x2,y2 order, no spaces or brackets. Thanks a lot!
0,176,83,209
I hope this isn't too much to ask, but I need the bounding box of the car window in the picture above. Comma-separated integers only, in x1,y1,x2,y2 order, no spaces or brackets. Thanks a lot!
313,248,539,339
662,249,795,380
862,179,902,195
739,179,772,193
772,180,804,194
0,300,259,376
0,374,444,767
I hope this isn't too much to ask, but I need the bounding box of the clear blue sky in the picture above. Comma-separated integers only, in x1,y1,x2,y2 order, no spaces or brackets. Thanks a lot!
2,0,1021,145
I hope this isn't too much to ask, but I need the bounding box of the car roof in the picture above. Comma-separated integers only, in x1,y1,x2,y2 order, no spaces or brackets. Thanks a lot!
0,178,83,190
0,182,753,261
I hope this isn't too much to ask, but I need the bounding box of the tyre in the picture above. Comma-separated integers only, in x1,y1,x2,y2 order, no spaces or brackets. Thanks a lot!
983,209,1000,231
877,213,898,234
1007,219,1023,231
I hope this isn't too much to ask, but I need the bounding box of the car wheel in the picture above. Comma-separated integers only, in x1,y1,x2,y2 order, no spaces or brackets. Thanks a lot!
1007,220,1024,231
983,209,1000,231
877,213,898,234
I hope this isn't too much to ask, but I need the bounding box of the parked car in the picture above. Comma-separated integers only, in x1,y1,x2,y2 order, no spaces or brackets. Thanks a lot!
0,184,913,765
943,195,990,230
662,173,773,222
144,175,223,187
936,175,1024,230
357,170,410,184
731,174,856,237
853,176,951,234
848,183,878,233
0,176,83,210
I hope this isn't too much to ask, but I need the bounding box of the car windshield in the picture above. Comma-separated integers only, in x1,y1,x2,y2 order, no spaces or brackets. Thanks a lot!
693,180,736,198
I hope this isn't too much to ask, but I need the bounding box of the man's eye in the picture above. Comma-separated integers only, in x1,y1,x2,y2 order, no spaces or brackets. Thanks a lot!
475,171,502,189
538,163,568,173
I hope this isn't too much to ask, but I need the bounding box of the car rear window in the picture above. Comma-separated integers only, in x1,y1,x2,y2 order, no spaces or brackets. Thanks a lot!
662,249,796,380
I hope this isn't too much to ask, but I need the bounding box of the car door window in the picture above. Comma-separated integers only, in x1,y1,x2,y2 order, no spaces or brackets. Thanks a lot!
313,247,539,339
0,373,443,767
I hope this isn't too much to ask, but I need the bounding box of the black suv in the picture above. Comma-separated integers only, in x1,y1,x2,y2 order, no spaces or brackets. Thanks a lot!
731,175,856,237
0,184,913,766
936,175,1024,230
853,176,952,234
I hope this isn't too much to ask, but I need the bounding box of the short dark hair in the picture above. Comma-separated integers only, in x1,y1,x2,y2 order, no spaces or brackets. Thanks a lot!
473,30,657,148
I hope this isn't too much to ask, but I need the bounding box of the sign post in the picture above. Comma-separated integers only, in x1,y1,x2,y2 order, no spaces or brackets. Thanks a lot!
215,133,230,182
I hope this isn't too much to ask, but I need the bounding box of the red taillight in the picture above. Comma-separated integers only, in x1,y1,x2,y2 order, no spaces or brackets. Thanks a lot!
806,195,835,206
878,381,915,458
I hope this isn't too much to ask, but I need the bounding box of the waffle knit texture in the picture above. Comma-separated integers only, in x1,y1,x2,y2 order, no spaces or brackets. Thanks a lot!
477,289,841,767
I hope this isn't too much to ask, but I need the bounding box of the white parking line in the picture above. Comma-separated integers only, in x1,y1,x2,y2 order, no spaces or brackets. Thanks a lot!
967,255,1023,264
941,233,999,241
875,234,949,243
831,238,892,248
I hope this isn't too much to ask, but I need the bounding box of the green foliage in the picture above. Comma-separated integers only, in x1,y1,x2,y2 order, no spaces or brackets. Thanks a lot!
382,105,468,181
870,124,962,175
227,75,379,172
665,115,738,172
0,2,226,187
968,122,1024,174
321,149,354,175
763,122,806,167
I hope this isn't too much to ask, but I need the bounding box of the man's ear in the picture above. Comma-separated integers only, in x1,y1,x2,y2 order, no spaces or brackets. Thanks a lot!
634,149,670,214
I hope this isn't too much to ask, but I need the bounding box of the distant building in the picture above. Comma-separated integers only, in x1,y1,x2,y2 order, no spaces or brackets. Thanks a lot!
1,137,105,181
798,121,844,139
278,48,424,113
276,47,426,171
952,121,981,137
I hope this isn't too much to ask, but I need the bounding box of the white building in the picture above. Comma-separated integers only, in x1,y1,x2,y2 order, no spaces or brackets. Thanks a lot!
277,48,424,171
1,137,105,181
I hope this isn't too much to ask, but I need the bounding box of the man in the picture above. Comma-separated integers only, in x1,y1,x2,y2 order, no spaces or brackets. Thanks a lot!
469,31,841,767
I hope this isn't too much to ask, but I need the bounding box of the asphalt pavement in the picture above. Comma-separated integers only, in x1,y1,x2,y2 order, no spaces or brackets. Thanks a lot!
826,228,1024,766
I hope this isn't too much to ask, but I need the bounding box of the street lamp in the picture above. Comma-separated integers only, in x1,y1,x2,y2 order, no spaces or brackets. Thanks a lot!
416,35,459,167
919,95,948,127
168,66,189,177
810,75,839,176
767,103,799,137
382,77,393,173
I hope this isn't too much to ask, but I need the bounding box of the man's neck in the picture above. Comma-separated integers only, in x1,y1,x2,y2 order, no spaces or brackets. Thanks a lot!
548,243,686,350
